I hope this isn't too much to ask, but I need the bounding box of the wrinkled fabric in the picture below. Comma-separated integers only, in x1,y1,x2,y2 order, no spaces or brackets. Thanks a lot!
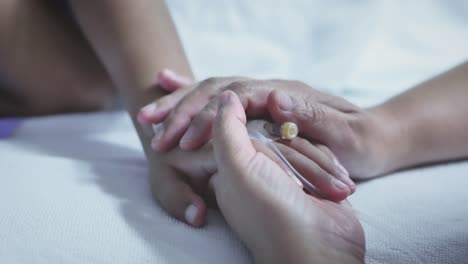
1,1,467,263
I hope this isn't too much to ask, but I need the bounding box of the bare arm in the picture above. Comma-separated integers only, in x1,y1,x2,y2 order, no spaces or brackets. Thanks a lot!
68,0,192,126
371,61,468,172
0,0,114,116
137,60,468,180
67,0,207,226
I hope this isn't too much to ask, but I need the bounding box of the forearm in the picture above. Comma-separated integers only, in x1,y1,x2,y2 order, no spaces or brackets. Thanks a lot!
0,0,114,116
68,0,192,160
370,61,468,171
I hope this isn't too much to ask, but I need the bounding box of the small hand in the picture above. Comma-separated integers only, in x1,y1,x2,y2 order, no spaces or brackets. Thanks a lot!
150,128,329,226
210,91,365,264
139,70,389,180
139,70,355,201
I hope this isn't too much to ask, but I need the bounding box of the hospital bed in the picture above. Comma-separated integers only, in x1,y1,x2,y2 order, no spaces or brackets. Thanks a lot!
1,1,467,263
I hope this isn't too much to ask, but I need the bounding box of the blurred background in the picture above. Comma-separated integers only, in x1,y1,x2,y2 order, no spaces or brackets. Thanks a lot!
168,0,468,106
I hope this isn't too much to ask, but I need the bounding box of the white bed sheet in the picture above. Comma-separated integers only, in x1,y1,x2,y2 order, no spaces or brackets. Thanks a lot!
1,112,467,264
1,0,468,263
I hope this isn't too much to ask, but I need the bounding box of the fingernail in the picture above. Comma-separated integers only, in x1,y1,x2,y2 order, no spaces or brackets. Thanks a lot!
331,178,349,193
185,204,199,225
277,92,293,111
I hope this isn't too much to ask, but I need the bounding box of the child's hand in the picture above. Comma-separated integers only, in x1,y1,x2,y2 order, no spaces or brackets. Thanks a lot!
139,70,357,203
139,70,390,180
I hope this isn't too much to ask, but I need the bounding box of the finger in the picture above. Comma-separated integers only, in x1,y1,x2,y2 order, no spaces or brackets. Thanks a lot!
154,78,239,151
151,108,193,152
280,138,355,193
221,80,271,117
150,165,207,227
273,143,350,201
251,140,303,188
158,69,193,92
211,91,304,223
163,144,217,179
179,99,218,150
212,91,254,172
137,86,193,125
163,144,219,210
315,144,355,194
179,80,274,150
267,90,346,146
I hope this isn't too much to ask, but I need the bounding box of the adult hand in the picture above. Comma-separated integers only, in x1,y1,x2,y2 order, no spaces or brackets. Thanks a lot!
209,91,365,264
139,70,390,180
140,72,352,229
140,70,355,202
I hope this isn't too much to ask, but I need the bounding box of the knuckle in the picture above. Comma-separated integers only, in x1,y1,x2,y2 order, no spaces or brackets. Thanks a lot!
186,88,204,103
192,106,217,130
225,81,250,95
196,77,226,101
201,77,219,87
157,95,174,108
167,110,191,127
289,79,308,88
296,101,326,124
200,103,218,120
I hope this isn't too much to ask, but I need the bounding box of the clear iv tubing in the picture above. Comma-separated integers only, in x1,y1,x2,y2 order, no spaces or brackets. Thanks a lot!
246,120,428,264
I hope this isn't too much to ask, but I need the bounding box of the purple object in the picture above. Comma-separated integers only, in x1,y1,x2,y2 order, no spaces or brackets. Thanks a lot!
0,118,21,139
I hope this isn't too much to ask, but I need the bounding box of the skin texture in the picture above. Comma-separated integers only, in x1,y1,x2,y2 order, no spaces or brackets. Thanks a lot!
0,0,356,230
0,0,115,116
65,0,211,227
140,74,357,200
3,1,466,261
0,1,367,258
0,0,204,225
139,74,383,180
369,61,468,172
209,91,365,264
140,61,468,180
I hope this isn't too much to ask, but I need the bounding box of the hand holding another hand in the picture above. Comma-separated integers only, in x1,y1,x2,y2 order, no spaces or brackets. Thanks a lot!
208,91,365,264
139,70,392,184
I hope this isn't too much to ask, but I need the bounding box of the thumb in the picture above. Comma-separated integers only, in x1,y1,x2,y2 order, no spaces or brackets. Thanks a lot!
212,91,256,170
158,69,193,92
211,91,298,205
267,90,344,145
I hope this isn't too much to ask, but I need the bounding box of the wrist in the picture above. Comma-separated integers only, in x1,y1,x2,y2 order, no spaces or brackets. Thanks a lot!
366,103,410,175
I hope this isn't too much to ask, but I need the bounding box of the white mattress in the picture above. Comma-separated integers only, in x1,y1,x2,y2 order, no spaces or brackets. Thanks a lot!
1,112,467,264
1,0,468,263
